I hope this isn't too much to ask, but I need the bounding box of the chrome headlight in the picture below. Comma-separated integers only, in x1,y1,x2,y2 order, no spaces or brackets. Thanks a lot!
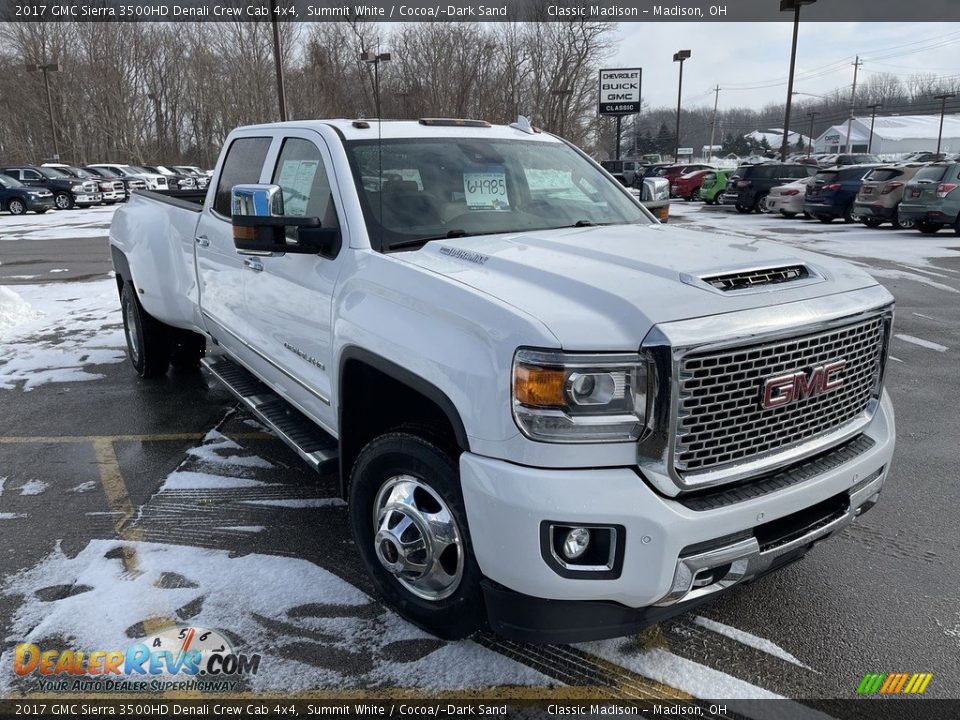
70,184,84,192
512,349,649,443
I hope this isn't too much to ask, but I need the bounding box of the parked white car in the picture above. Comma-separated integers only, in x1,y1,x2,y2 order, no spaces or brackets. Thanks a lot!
764,176,816,218
109,118,896,643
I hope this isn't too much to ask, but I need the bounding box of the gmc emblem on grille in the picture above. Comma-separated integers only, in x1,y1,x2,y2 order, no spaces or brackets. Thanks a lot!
761,359,847,409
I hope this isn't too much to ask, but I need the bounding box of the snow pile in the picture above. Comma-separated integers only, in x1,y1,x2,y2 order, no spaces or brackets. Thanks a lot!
0,286,40,336
0,279,126,391
0,539,552,693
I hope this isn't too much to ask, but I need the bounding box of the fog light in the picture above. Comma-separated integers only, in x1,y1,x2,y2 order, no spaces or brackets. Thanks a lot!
563,527,591,560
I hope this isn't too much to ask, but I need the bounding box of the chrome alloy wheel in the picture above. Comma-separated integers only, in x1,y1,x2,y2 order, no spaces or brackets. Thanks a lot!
373,475,463,601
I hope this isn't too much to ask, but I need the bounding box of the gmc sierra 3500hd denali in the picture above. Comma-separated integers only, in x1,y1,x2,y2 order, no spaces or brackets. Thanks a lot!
110,117,895,643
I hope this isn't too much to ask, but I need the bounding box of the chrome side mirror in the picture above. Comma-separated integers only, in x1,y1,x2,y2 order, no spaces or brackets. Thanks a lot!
231,183,285,217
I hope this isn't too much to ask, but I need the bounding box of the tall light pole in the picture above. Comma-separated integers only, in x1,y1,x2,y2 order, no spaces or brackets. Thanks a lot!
25,61,62,160
362,50,391,118
805,111,819,157
673,50,691,163
865,103,882,154
147,91,162,155
779,0,816,162
269,0,287,121
934,93,956,155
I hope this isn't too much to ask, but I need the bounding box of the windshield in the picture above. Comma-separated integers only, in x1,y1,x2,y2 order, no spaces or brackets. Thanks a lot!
0,174,24,188
130,166,153,174
344,138,650,251
70,167,95,178
92,167,119,177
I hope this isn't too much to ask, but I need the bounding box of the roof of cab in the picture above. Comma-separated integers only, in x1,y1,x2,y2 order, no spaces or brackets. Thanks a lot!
234,118,562,143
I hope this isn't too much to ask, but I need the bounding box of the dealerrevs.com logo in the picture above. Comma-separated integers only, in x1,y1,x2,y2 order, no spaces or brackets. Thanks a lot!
857,672,934,695
13,627,261,693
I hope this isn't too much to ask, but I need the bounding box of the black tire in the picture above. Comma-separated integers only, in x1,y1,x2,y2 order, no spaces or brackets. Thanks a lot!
893,206,913,230
754,193,770,213
8,198,26,215
735,204,752,214
120,283,170,378
690,188,701,202
917,221,941,235
955,217,960,236
169,329,206,371
349,432,483,640
35,209,48,214
54,192,74,210
703,197,715,206
780,211,797,218
862,217,883,228
843,203,856,223
817,215,834,224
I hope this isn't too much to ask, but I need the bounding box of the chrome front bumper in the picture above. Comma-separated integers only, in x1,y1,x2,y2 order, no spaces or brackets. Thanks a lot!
656,464,885,607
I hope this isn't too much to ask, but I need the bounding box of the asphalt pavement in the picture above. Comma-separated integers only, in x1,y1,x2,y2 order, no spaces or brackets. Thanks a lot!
0,202,957,705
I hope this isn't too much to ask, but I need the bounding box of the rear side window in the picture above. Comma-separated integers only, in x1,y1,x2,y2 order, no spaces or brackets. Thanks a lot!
913,166,950,182
214,136,272,216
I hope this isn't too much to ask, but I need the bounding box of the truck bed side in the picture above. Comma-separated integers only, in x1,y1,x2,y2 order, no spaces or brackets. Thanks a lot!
109,190,205,332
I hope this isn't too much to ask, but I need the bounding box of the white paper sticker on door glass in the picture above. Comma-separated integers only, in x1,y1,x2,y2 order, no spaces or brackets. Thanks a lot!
464,166,509,211
277,159,319,216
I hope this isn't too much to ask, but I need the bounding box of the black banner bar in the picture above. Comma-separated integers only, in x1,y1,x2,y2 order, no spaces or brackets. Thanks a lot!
3,0,960,23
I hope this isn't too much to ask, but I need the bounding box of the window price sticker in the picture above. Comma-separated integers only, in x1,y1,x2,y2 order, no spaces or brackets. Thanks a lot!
464,166,509,211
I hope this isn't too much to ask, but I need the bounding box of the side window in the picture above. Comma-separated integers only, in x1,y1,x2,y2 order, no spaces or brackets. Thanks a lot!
213,136,272,217
271,137,339,238
24,170,40,180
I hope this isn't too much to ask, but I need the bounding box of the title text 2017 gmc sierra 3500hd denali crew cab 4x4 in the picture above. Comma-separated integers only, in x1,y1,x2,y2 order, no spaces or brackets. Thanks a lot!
110,117,895,643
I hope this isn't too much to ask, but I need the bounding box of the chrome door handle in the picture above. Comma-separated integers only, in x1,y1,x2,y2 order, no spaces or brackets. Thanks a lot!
244,258,264,272
194,235,210,247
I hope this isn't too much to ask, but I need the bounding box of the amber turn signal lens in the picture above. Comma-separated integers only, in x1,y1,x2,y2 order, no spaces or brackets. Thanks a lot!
514,364,566,407
233,225,256,241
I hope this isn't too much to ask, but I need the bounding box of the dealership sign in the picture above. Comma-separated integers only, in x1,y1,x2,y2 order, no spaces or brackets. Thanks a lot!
598,68,641,115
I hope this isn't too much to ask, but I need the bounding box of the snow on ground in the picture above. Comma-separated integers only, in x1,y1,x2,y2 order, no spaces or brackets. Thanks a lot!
0,279,125,391
0,539,553,693
16,479,48,496
0,204,116,240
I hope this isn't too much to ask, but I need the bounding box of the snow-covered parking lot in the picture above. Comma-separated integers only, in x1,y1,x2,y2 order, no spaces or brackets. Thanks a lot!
0,202,957,705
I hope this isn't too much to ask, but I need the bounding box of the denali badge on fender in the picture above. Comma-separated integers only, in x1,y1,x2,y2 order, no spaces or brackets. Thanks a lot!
761,359,846,409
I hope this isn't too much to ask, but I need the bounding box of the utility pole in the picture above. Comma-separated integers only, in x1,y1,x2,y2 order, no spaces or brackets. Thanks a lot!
269,0,287,121
865,103,882,154
708,85,720,162
844,55,863,153
806,111,819,157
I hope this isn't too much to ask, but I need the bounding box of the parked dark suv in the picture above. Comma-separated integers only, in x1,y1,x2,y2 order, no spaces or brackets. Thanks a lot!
0,174,54,214
805,164,880,223
898,162,960,234
722,163,817,213
0,165,101,210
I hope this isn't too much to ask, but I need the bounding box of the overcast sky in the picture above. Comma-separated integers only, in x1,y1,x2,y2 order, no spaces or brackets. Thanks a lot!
611,23,960,111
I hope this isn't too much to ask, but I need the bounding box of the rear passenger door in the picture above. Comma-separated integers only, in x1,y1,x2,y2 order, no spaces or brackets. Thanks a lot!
195,134,273,360
240,131,346,432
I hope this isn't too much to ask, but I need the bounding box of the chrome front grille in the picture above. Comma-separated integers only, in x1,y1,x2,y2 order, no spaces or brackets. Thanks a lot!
675,315,886,474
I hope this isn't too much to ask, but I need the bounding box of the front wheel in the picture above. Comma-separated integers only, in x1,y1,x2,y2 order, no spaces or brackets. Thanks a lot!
120,283,170,378
54,192,73,210
349,433,483,640
8,198,26,215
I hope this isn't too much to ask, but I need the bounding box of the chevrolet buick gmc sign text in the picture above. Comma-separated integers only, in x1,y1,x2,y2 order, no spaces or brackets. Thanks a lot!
598,68,642,115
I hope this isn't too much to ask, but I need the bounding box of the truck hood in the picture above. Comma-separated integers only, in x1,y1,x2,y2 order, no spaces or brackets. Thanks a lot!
395,222,880,349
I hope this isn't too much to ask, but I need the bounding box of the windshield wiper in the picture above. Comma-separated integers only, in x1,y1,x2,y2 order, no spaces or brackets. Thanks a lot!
567,220,612,228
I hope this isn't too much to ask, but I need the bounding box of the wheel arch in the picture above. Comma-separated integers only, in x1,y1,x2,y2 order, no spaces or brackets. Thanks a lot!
338,346,470,499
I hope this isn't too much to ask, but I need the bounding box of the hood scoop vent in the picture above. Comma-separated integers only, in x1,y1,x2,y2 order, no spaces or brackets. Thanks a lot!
700,264,812,292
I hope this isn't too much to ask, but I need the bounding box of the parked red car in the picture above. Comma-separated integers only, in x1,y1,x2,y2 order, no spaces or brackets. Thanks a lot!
658,163,713,186
670,169,713,200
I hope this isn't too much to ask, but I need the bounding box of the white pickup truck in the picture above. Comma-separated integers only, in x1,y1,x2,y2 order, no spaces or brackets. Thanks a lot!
110,118,896,643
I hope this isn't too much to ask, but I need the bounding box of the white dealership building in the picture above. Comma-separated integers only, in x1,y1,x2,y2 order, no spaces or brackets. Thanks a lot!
813,114,960,155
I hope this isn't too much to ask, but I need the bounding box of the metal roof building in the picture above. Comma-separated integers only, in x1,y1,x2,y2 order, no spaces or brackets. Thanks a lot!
814,114,960,154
